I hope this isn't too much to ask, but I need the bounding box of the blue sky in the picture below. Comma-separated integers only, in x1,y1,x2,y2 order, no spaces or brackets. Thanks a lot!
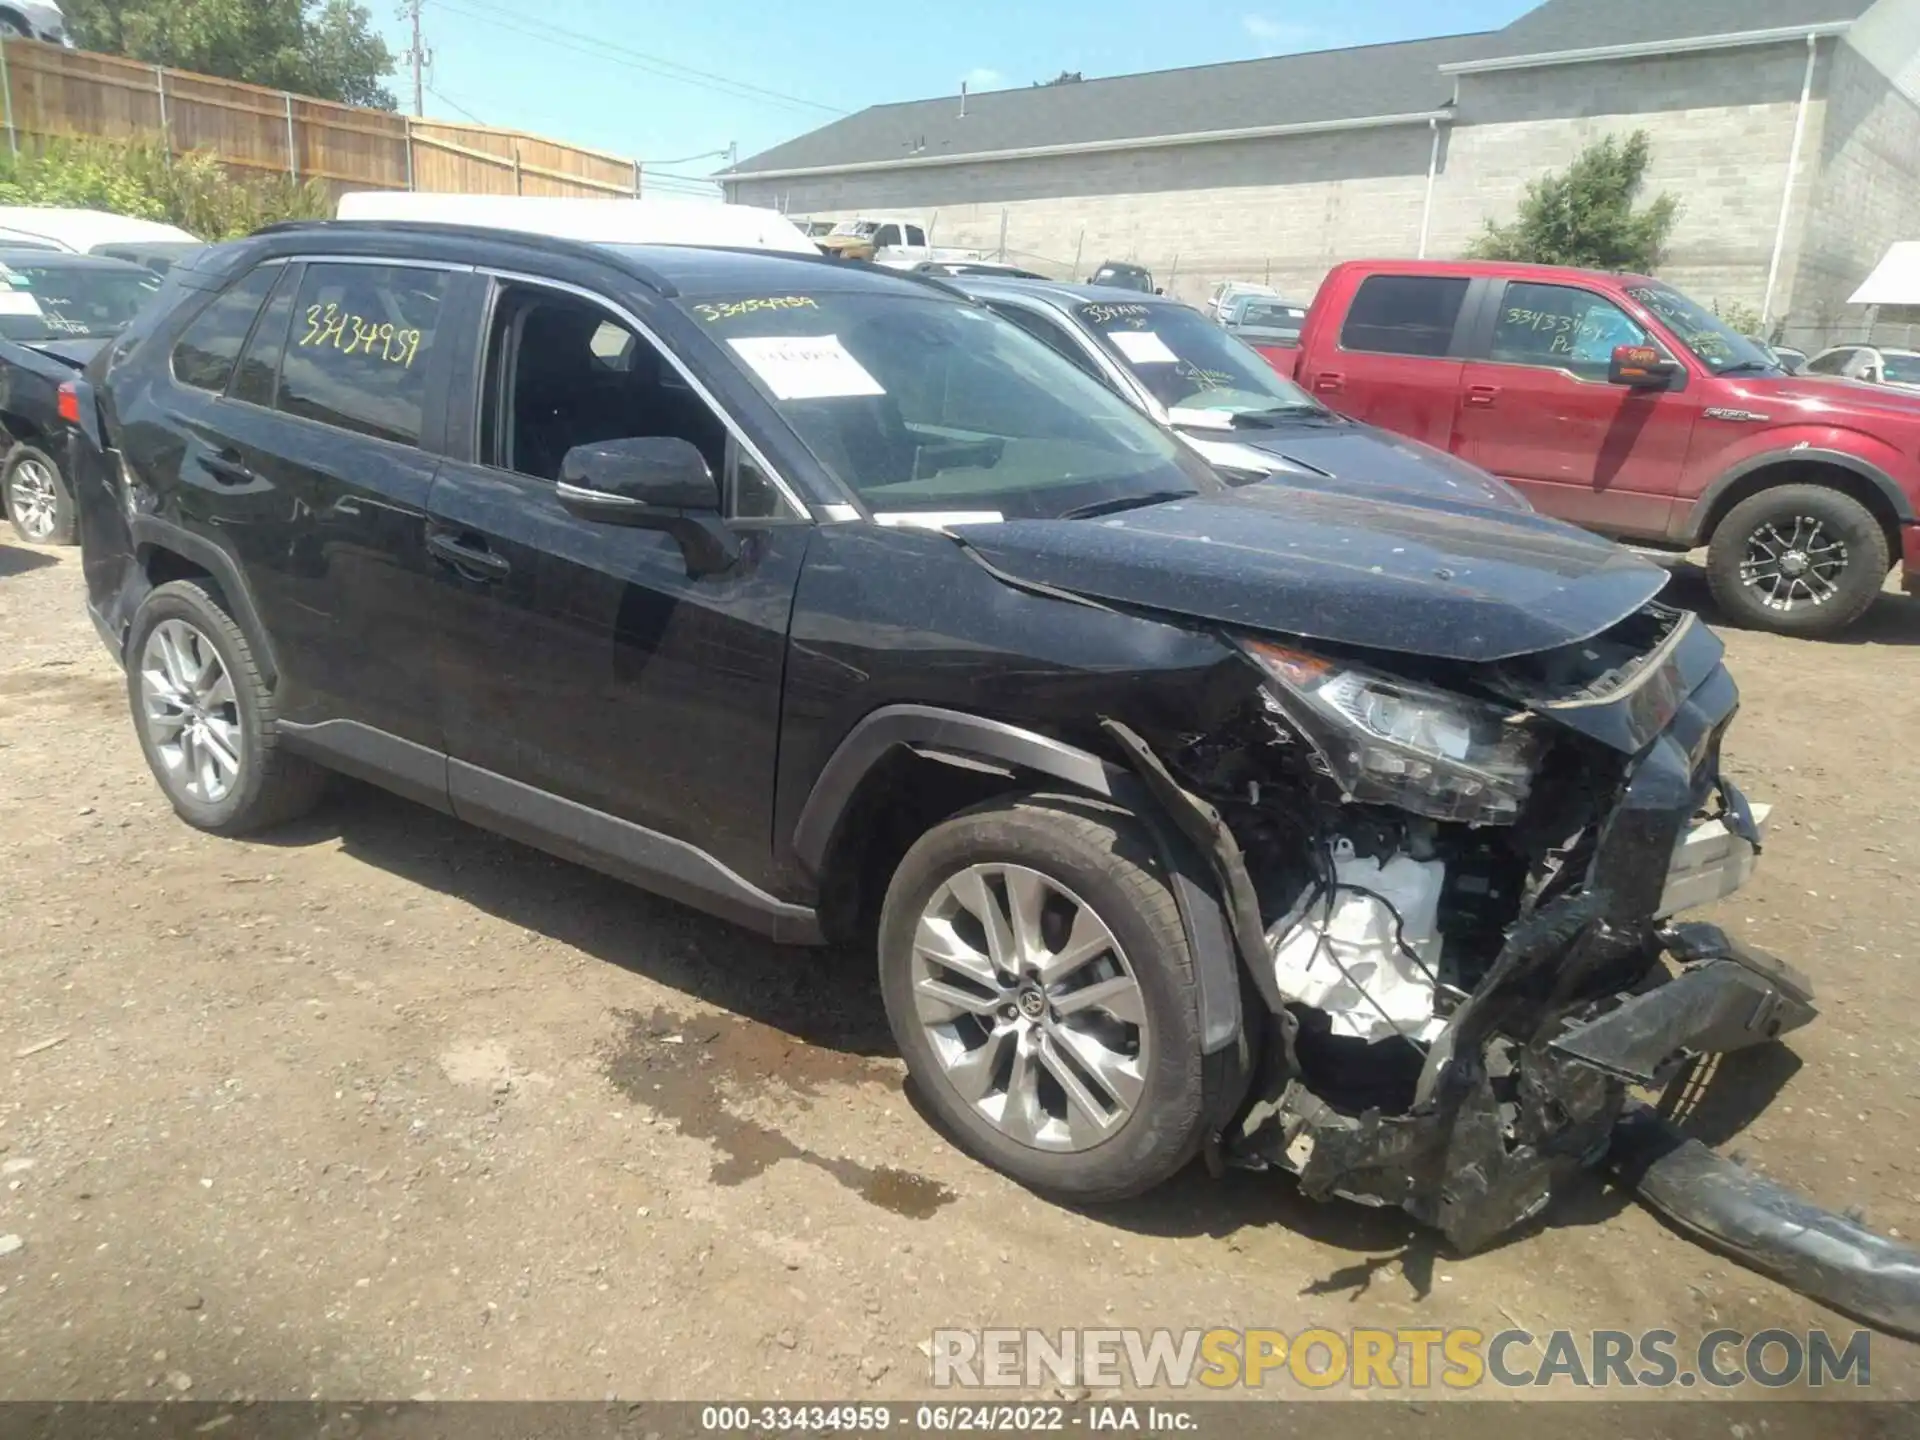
376,1,1538,196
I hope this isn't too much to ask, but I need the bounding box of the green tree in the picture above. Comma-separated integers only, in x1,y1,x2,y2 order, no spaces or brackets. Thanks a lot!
0,137,332,237
1469,131,1680,272
61,0,396,109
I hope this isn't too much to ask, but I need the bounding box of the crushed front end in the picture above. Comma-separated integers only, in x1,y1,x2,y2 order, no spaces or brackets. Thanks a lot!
1148,603,1816,1254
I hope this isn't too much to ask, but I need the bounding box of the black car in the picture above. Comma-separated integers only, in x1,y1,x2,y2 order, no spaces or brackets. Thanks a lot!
1086,260,1155,293
955,276,1530,512
71,222,1824,1263
0,250,162,542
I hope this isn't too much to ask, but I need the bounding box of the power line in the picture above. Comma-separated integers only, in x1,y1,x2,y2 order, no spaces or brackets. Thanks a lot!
429,0,844,117
423,83,489,127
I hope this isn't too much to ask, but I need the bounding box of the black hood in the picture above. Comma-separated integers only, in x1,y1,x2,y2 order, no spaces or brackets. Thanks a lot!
1175,413,1530,513
953,483,1669,663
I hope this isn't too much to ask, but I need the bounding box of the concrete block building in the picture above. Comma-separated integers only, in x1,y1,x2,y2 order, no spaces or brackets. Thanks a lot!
721,0,1920,351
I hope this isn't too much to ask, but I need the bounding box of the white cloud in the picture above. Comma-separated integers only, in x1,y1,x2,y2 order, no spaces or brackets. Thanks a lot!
1242,14,1319,48
962,67,1006,90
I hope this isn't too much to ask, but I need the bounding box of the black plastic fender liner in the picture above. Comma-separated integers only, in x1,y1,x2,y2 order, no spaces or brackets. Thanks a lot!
1611,1104,1920,1341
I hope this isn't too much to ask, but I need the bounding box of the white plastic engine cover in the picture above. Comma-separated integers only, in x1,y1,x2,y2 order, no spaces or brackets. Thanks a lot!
1268,845,1447,1045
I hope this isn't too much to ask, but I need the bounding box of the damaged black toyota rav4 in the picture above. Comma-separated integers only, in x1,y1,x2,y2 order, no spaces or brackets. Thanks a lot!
74,224,1873,1291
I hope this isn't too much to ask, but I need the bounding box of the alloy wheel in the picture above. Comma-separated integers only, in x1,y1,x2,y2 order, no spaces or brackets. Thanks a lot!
7,456,60,541
1740,514,1849,612
910,863,1148,1151
139,619,244,804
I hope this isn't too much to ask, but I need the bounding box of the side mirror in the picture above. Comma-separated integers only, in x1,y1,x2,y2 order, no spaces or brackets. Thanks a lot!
1153,287,1164,296
556,436,738,575
1609,343,1680,390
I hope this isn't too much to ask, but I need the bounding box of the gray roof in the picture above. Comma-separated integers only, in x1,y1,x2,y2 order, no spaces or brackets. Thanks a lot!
730,0,1872,177
1468,0,1873,61
729,33,1486,176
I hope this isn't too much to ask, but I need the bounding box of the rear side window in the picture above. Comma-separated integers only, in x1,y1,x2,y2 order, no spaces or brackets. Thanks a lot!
1339,275,1470,358
171,267,279,392
276,263,451,446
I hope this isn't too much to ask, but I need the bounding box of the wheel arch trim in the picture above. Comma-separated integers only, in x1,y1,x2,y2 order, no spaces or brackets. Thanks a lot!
128,516,280,687
1683,448,1914,545
793,704,1243,1055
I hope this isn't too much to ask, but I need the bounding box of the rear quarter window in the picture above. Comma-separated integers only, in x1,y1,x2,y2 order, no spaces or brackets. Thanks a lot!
170,266,279,392
1339,275,1470,358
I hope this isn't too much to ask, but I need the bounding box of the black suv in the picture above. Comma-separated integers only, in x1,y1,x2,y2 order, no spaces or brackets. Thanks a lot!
71,222,1815,1254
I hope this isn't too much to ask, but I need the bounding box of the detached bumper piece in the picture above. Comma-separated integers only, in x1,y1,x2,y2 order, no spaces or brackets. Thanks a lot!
1232,916,1818,1258
1549,927,1815,1086
1612,1104,1920,1341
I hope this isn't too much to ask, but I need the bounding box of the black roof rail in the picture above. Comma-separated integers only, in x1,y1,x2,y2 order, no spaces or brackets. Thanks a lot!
243,219,681,297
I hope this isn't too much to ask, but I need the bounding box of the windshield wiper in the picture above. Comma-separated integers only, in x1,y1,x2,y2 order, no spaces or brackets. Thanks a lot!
1715,360,1783,377
1057,489,1197,520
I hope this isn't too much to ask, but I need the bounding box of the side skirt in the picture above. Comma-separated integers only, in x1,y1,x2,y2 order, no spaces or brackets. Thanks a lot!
279,719,823,945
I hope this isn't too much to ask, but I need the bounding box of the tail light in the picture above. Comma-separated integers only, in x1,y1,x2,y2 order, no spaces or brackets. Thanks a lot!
56,381,80,425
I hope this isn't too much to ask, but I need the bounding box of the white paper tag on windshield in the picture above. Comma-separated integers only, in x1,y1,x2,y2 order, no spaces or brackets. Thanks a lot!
0,290,44,316
1109,330,1178,365
728,334,885,400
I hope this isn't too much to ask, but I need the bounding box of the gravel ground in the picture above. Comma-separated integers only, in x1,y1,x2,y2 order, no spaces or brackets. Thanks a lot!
2,539,1918,1405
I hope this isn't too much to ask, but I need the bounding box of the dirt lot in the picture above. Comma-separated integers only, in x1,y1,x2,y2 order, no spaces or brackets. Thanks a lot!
2,539,1919,1405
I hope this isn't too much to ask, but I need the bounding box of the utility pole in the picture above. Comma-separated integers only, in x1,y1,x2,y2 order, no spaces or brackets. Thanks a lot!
403,0,427,118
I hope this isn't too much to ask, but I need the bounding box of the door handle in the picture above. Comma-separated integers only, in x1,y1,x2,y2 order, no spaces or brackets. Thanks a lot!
202,451,255,485
1313,371,1346,394
427,530,511,582
1465,384,1501,407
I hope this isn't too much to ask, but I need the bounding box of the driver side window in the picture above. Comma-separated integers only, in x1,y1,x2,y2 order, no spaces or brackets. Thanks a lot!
479,283,797,520
1491,282,1650,380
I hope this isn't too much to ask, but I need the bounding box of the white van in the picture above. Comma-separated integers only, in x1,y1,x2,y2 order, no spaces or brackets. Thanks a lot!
334,193,819,255
0,206,199,255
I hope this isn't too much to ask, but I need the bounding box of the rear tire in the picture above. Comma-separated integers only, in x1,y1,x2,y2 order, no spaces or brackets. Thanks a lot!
1706,485,1887,638
4,443,74,545
127,580,328,835
878,794,1213,1202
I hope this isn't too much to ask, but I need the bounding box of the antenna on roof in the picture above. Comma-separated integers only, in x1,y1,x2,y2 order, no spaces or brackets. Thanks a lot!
959,81,968,118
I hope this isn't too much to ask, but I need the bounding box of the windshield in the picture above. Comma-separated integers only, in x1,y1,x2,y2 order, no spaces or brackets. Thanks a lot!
684,290,1211,519
1883,353,1920,384
1078,300,1321,417
1626,284,1779,374
1092,267,1152,293
0,262,160,341
830,219,879,238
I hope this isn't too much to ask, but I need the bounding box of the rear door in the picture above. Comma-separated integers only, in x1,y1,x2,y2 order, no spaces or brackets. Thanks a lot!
1452,279,1696,538
1298,273,1476,448
130,257,464,750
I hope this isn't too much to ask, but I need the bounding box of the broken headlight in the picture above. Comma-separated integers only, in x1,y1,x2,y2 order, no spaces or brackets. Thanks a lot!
1238,638,1542,825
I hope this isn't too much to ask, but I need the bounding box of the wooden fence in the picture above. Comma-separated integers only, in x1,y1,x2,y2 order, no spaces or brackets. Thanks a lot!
0,38,643,199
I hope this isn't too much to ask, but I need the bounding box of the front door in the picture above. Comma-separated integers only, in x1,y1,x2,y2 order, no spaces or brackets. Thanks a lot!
425,279,811,885
1452,280,1697,539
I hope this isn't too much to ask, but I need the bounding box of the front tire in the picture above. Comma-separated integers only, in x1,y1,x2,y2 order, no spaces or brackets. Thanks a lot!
127,580,328,835
878,794,1211,1202
4,443,74,545
1706,485,1888,638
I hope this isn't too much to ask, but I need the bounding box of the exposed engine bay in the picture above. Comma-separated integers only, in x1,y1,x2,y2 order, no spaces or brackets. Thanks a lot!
1114,601,1819,1256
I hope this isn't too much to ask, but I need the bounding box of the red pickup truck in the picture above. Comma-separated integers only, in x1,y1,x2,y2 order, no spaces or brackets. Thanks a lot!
1290,259,1920,637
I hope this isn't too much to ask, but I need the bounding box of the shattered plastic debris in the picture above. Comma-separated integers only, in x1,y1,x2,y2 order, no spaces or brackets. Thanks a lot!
1268,843,1447,1044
